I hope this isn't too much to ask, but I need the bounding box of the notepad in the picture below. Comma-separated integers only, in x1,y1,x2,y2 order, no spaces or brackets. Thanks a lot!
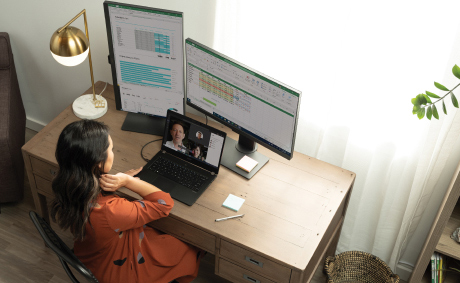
222,194,245,212
236,155,258,172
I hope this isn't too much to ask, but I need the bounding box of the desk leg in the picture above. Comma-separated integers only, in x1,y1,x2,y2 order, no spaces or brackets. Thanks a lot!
38,193,50,224
22,152,50,224
291,218,343,283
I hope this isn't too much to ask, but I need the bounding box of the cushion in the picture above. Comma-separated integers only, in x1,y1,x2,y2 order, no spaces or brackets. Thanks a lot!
0,33,10,69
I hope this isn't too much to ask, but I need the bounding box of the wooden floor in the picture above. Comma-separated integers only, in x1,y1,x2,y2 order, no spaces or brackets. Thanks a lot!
0,128,330,282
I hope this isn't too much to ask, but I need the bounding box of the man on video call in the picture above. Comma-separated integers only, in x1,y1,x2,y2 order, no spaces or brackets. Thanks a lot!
165,121,187,154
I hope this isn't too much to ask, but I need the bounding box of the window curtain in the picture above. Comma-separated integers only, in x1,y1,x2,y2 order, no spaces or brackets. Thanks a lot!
213,0,460,273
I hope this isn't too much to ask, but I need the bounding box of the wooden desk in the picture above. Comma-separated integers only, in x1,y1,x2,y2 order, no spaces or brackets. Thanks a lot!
22,82,355,283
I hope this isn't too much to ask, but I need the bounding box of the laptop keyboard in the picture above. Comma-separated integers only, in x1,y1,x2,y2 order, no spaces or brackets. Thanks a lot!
148,157,209,192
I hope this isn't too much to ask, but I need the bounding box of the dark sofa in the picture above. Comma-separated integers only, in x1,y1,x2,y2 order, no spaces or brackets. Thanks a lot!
0,32,26,208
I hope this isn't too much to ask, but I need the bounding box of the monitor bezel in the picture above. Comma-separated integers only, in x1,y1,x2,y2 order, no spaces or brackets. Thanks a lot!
185,38,302,160
103,1,186,118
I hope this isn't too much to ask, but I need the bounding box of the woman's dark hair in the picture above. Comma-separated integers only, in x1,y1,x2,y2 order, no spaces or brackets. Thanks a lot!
50,119,110,241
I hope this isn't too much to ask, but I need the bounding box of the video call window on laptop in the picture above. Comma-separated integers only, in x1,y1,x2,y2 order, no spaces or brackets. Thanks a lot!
163,116,224,169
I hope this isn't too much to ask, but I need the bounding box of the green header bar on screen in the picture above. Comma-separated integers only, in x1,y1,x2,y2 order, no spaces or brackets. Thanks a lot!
108,4,182,17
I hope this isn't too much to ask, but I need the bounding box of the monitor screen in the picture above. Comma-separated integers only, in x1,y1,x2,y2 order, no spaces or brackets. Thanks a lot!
185,38,301,177
103,1,185,135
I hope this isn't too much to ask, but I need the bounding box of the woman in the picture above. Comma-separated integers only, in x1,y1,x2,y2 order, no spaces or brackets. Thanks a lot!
191,144,204,161
50,120,202,283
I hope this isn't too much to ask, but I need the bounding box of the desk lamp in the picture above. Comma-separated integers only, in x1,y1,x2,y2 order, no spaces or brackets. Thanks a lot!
50,9,107,120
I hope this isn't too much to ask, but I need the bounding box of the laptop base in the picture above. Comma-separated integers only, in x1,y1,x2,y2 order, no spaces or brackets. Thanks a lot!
139,152,215,206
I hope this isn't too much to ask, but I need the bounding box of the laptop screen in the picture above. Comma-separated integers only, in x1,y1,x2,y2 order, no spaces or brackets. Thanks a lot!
162,110,226,174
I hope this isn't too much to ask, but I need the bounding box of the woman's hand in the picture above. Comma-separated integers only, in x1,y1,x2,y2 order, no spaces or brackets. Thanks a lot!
99,167,142,192
124,167,143,177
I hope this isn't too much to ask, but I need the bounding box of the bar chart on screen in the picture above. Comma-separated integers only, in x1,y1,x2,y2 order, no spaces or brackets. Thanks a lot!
120,61,172,89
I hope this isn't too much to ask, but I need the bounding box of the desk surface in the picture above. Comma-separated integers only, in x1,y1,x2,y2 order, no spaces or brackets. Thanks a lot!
23,82,355,281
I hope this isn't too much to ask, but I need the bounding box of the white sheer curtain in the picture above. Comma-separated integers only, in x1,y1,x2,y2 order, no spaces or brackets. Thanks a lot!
213,0,460,273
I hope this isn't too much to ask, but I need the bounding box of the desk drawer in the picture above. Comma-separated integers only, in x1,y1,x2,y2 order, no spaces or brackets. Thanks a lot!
220,240,291,283
218,258,276,283
31,157,58,181
35,175,53,197
148,217,216,253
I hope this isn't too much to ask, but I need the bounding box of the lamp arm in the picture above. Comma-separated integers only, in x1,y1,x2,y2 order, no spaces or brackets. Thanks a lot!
57,9,86,33
57,9,97,101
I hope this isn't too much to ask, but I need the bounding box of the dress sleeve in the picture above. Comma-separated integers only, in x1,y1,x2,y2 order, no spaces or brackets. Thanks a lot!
104,191,174,231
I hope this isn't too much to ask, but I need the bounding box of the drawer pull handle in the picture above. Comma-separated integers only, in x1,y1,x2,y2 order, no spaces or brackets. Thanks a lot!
49,169,57,176
245,256,264,267
243,274,260,283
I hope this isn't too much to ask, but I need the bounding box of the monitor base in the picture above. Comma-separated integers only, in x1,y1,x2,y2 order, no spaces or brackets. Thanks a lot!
221,136,269,179
121,112,166,136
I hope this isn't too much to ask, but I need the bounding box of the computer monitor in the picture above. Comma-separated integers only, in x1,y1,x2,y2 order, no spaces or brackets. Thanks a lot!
185,38,301,179
103,1,185,136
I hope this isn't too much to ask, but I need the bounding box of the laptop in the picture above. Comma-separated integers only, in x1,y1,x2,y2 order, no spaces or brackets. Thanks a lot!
136,110,227,206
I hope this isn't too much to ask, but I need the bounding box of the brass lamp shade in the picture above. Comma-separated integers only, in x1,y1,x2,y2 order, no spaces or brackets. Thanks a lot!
50,26,89,66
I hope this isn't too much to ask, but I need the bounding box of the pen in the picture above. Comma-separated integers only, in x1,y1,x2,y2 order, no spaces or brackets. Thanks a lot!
215,214,245,222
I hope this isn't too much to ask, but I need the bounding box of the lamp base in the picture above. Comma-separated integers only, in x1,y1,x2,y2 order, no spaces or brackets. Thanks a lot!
72,94,108,120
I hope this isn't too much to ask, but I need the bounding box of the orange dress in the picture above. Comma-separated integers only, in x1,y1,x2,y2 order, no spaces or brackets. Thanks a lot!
74,191,201,283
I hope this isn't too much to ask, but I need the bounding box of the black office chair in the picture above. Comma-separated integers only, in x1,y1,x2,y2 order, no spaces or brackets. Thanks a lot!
29,211,99,283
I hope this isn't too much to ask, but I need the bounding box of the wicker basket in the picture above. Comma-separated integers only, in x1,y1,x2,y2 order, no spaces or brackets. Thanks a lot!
324,251,400,283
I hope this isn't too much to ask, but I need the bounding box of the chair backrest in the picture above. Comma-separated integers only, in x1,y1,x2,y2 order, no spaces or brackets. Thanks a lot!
29,211,99,283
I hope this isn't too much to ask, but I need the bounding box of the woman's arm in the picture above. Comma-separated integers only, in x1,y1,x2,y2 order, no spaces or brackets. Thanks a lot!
99,167,161,197
100,167,174,231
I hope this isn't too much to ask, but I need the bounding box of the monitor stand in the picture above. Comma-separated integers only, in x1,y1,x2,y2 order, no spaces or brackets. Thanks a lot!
221,135,269,179
121,112,166,136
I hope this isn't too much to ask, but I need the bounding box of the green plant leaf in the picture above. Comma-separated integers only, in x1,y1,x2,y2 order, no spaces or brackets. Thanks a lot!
452,93,459,108
411,97,418,105
417,94,427,105
453,65,460,80
426,106,432,120
426,91,441,98
413,105,420,115
443,100,447,114
435,82,449,91
417,107,425,119
423,94,432,104
432,104,439,119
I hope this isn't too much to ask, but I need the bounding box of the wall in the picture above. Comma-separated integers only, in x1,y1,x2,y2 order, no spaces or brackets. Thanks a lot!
0,0,216,131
